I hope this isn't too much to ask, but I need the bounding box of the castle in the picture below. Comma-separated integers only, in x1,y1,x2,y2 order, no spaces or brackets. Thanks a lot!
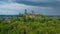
18,9,36,17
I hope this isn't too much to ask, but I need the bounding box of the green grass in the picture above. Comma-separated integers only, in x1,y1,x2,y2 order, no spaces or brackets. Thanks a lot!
0,16,60,34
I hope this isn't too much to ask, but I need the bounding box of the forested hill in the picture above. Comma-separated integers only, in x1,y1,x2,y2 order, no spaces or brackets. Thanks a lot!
0,15,60,34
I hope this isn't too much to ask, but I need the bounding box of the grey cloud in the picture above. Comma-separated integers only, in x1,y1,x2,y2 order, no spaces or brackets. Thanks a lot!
0,0,60,16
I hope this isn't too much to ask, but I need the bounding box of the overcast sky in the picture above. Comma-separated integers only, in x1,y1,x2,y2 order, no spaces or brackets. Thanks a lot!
0,0,60,15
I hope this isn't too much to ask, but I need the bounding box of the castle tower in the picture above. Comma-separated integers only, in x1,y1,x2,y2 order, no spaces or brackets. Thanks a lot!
25,9,27,15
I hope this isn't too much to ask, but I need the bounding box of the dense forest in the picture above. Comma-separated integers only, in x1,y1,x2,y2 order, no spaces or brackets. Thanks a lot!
0,14,60,34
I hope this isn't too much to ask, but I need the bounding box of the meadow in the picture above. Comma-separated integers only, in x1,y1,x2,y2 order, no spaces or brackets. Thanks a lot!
0,15,60,34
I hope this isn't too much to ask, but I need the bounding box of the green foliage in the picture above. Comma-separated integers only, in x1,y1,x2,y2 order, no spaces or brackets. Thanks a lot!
0,16,60,34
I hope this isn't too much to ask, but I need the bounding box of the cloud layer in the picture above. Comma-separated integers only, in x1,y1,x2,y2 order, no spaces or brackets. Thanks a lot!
0,0,60,16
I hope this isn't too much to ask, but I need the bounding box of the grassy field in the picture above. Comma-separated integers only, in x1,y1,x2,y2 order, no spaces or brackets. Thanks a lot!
0,15,60,34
